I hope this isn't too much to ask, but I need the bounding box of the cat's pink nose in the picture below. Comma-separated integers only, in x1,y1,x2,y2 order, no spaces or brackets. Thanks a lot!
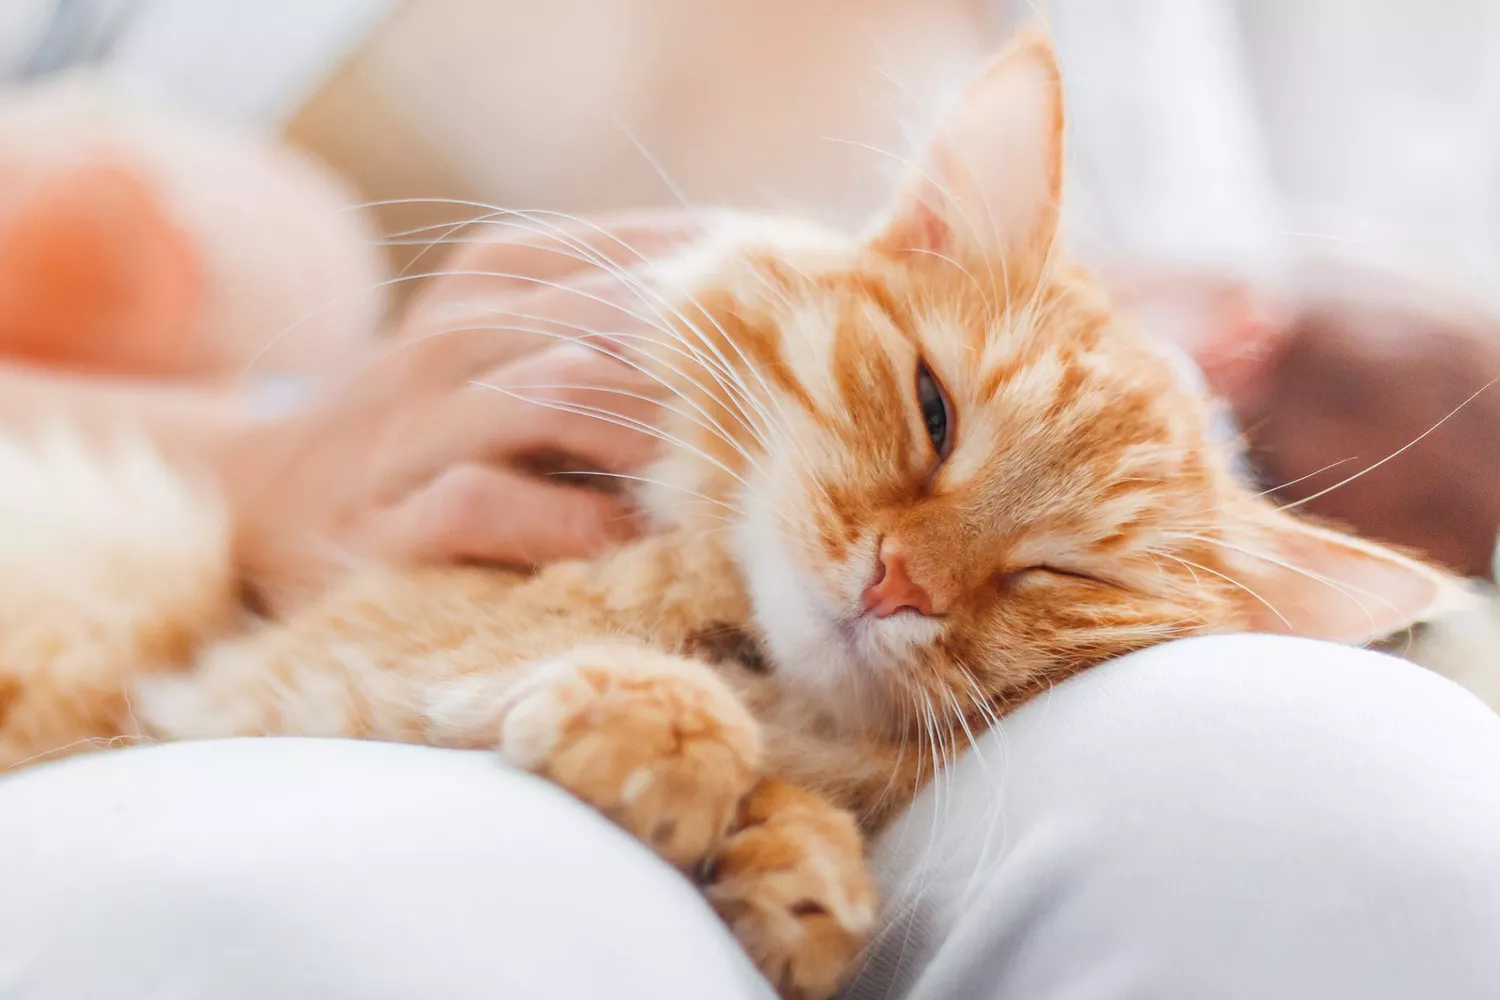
862,538,934,618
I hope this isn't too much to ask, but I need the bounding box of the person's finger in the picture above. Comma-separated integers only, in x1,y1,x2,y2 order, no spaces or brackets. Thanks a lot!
369,462,641,566
405,209,708,296
391,266,678,389
400,342,667,487
453,209,709,282
400,209,710,310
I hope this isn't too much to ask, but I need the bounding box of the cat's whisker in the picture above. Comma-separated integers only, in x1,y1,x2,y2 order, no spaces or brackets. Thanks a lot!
831,134,989,303
951,670,1013,910
938,682,988,779
1171,532,1398,628
1016,232,1068,348
823,135,1001,304
878,685,947,971
376,233,641,250
360,203,774,434
372,205,813,506
241,258,685,376
899,247,999,314
544,470,744,520
393,210,521,278
954,663,1002,734
528,320,776,457
388,205,692,289
497,380,765,477
661,294,795,460
492,209,794,446
401,268,676,331
398,315,776,470
613,119,703,215
1146,546,1200,588
1280,375,1499,511
862,686,913,826
357,202,805,452
419,212,757,403
468,381,763,499
5,732,158,769
1153,551,1292,630
1254,457,1359,498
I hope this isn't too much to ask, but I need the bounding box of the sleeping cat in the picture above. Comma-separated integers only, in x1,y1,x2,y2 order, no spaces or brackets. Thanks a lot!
0,30,1468,1000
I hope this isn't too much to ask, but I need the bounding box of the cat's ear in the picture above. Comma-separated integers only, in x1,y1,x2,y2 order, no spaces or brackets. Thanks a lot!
1232,504,1477,645
871,26,1063,266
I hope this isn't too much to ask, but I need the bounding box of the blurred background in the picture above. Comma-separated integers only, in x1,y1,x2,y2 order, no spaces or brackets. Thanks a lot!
1,0,1498,576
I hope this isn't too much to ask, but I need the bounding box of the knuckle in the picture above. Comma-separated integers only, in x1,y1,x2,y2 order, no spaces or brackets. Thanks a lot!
427,467,499,539
562,491,621,543
539,343,614,383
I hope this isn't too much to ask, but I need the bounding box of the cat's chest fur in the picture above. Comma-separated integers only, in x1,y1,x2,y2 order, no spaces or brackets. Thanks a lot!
254,530,912,820
271,528,768,711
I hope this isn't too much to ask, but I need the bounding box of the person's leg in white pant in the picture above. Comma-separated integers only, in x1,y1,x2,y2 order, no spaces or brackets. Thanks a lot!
2,634,1498,999
0,739,773,1000
849,634,1500,999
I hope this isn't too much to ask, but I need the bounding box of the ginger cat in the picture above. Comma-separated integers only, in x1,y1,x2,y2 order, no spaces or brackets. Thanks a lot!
0,31,1467,999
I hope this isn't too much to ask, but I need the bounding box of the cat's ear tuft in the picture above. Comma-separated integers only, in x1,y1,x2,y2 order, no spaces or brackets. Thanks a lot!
1231,504,1479,645
871,26,1064,266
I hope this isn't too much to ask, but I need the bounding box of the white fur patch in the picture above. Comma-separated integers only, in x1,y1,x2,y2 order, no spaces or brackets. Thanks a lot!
735,488,941,728
496,659,583,769
0,431,233,684
621,767,656,804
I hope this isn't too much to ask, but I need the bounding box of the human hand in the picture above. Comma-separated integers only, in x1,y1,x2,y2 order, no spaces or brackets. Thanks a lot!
225,210,708,610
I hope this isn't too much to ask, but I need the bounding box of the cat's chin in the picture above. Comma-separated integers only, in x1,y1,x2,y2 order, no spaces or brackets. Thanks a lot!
733,502,940,731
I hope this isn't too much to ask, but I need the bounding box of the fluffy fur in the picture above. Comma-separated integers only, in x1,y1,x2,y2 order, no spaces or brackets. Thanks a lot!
0,32,1470,999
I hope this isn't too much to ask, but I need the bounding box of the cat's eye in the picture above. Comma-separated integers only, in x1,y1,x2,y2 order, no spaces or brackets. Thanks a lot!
915,361,953,460
1000,566,1109,588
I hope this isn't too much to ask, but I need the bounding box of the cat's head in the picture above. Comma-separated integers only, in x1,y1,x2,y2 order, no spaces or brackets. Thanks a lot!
642,30,1468,727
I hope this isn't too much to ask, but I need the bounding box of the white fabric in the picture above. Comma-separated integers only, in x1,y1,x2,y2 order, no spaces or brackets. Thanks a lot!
1016,0,1500,299
851,634,1500,999
2,635,1499,999
0,738,771,999
101,0,395,128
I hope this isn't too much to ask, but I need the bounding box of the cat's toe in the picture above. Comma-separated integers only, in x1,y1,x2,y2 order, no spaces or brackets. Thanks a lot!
501,645,762,868
705,780,877,1000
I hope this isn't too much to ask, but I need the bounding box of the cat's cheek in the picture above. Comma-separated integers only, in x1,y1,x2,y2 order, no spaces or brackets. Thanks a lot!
733,508,852,686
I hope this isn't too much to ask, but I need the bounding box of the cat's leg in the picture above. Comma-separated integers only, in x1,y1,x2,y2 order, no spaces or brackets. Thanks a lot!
497,643,762,869
706,779,877,1000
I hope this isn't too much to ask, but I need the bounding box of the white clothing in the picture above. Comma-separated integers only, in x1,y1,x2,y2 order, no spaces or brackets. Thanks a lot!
2,635,1498,999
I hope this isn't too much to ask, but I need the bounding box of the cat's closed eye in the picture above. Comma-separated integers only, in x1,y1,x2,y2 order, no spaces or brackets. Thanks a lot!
915,361,953,460
999,566,1113,589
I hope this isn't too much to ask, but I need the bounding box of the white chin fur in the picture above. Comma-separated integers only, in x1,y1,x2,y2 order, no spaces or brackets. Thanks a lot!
734,492,940,729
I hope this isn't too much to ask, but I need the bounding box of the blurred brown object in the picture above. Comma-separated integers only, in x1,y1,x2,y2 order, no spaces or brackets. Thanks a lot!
1239,282,1500,578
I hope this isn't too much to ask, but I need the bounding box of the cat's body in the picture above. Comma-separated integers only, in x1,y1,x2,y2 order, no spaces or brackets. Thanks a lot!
0,32,1468,1000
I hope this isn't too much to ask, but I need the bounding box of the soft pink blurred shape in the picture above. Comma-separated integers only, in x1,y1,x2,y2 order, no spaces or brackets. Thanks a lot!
0,75,385,377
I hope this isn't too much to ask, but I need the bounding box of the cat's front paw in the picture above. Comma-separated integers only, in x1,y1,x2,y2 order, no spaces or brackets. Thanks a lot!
706,780,877,1000
501,645,762,868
